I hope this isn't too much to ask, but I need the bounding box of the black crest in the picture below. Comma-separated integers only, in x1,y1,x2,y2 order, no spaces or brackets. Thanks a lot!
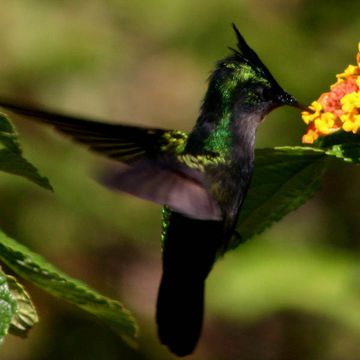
230,24,279,85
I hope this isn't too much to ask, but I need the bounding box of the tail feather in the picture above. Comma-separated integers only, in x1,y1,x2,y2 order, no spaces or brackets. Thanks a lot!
157,273,205,356
156,211,223,356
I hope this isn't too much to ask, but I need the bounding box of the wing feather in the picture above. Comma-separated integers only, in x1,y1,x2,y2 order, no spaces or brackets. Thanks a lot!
0,99,186,164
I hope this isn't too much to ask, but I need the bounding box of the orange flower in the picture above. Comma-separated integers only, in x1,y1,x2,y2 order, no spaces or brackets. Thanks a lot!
302,123,320,144
302,42,360,144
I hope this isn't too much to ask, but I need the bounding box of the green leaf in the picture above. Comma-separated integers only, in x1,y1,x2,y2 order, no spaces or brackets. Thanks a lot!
235,147,327,245
0,267,17,344
233,133,360,247
312,131,360,163
0,230,138,346
0,113,52,190
6,275,38,338
325,143,360,164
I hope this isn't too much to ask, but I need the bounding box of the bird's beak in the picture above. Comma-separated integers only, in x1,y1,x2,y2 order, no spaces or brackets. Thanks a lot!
291,100,308,111
278,92,307,111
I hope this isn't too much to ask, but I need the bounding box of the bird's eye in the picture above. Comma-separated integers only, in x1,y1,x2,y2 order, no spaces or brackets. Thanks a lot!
254,86,273,99
252,86,272,103
262,87,271,97
259,87,275,101
254,87,265,97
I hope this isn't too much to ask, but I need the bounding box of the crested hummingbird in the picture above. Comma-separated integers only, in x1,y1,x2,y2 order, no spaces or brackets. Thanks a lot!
0,24,302,356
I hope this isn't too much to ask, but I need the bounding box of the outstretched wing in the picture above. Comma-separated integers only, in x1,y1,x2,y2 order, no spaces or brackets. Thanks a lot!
0,98,187,164
0,99,222,220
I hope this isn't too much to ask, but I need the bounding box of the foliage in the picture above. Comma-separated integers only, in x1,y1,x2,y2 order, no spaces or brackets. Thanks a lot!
0,113,52,190
0,114,137,347
236,138,360,244
0,267,17,344
237,147,327,244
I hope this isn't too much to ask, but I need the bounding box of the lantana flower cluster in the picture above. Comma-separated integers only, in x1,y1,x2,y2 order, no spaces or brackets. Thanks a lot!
302,43,360,144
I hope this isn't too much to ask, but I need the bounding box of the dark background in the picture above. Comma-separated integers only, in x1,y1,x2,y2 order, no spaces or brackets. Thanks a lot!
1,1,360,359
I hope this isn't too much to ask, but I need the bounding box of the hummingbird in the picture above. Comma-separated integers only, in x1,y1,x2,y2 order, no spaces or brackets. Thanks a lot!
0,24,301,356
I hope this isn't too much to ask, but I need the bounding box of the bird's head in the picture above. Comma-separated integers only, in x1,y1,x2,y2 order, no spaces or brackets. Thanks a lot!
203,24,302,118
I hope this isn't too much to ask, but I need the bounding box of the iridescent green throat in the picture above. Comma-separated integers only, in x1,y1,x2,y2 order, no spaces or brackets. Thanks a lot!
202,112,232,156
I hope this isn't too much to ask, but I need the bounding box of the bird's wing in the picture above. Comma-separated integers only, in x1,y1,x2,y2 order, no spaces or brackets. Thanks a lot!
103,153,227,221
103,157,223,220
0,99,187,164
0,99,222,220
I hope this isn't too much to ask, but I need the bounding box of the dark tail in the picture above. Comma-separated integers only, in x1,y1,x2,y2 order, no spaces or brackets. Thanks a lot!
156,211,223,356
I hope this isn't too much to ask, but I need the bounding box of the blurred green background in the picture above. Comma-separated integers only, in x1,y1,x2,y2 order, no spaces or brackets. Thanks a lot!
1,1,360,359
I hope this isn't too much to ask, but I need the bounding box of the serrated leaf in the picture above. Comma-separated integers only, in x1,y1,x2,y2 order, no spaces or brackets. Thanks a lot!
0,113,52,190
233,133,360,248
6,275,38,338
0,115,21,153
0,267,17,344
0,230,138,346
235,147,327,244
